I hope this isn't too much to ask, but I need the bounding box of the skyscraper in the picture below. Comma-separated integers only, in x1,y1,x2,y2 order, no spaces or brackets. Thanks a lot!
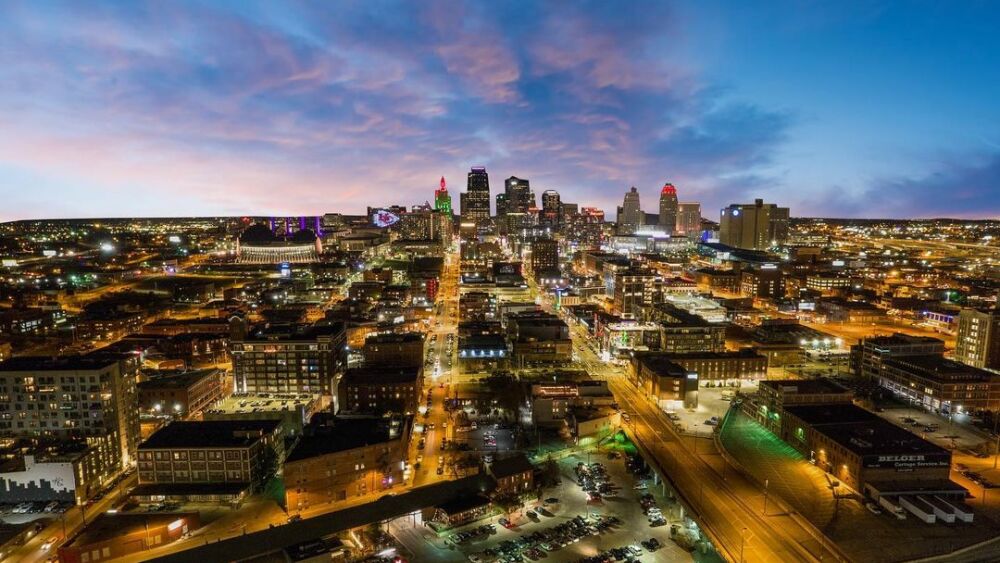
677,202,702,235
434,176,452,215
618,186,642,234
658,183,678,233
541,190,561,228
461,166,491,227
505,176,534,214
955,308,1000,370
719,199,790,250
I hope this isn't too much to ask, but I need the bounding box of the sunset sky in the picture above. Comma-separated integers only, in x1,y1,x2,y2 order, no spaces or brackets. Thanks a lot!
1,1,998,221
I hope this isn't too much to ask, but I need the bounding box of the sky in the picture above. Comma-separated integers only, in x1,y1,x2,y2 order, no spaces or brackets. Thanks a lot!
1,0,998,222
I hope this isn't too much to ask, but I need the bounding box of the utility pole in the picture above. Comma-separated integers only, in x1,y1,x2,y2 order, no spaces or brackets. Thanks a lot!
762,479,769,515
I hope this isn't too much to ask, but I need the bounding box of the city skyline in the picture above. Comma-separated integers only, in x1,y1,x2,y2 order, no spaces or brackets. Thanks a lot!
0,2,998,221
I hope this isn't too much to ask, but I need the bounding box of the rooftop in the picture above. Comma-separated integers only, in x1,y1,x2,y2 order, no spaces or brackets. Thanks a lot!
342,366,422,384
759,379,851,396
285,416,409,463
665,349,766,361
0,352,129,372
139,419,281,450
206,393,316,415
64,512,201,548
631,352,688,377
365,332,425,344
861,333,944,347
490,454,535,479
885,355,998,383
784,404,949,458
137,368,220,391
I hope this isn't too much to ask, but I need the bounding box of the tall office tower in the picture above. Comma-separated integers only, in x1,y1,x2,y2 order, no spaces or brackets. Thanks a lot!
955,308,1000,370
719,199,791,250
505,176,534,214
495,193,510,221
618,186,642,234
434,176,452,215
530,237,560,276
0,353,141,498
541,190,561,228
769,205,790,245
462,166,491,227
658,183,679,233
677,202,702,235
560,202,579,225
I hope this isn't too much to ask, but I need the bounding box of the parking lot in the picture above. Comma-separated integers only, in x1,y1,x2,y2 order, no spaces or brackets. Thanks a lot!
667,381,757,438
390,448,714,562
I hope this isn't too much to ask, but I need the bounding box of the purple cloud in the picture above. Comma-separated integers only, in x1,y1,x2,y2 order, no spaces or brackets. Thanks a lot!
0,0,794,220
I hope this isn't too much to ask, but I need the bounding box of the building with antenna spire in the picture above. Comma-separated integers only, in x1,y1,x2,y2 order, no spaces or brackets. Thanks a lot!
435,176,452,215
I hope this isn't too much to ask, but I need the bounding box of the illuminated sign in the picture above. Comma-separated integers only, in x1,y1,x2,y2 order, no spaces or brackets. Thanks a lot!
371,209,401,228
864,453,950,470
168,235,182,243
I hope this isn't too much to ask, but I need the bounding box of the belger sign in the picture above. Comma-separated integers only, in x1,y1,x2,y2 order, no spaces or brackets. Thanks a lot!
864,454,950,470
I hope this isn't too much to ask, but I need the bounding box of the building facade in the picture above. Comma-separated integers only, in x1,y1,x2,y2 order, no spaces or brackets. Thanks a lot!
658,183,678,233
955,308,1000,370
0,354,140,494
230,323,346,398
719,199,790,250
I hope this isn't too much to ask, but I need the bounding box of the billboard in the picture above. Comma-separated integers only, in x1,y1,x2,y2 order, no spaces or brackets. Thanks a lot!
371,209,401,228
0,455,77,502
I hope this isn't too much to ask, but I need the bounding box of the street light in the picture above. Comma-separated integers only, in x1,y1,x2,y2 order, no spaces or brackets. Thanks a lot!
740,527,749,563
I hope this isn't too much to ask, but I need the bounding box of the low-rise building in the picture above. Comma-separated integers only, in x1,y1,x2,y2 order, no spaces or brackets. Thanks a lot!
283,415,411,512
137,368,226,418
644,303,726,353
135,419,284,504
362,332,425,369
876,355,1000,414
431,495,493,528
819,298,886,324
781,404,957,498
628,352,699,410
338,366,423,415
487,454,534,497
507,312,572,365
664,349,768,383
57,512,201,563
530,381,615,426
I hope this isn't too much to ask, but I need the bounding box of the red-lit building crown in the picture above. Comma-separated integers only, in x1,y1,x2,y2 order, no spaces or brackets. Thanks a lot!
661,183,676,195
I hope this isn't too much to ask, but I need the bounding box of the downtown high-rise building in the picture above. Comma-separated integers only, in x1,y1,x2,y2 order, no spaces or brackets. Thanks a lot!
658,183,679,233
617,186,642,235
677,202,702,235
955,308,1000,370
504,176,535,214
434,176,452,215
541,190,561,228
719,199,790,250
461,166,491,228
